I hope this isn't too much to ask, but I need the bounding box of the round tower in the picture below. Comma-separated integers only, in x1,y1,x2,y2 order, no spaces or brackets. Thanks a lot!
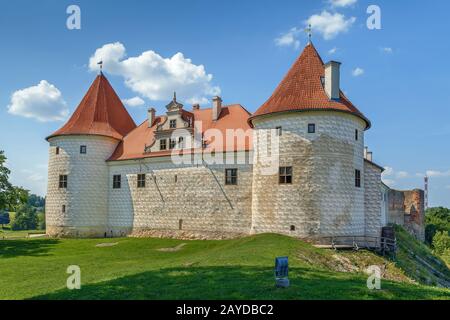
45,74,136,237
249,43,371,239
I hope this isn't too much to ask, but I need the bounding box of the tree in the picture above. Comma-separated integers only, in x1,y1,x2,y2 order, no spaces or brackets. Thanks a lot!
11,204,38,231
0,151,29,211
425,207,450,245
432,231,450,256
0,211,10,228
27,194,45,209
0,150,12,211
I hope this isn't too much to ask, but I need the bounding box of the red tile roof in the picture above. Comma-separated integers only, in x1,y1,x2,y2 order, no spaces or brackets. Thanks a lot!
249,42,370,129
108,105,252,161
46,74,136,141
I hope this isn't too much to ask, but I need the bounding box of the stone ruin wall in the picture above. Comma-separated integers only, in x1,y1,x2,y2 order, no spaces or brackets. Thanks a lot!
387,189,425,241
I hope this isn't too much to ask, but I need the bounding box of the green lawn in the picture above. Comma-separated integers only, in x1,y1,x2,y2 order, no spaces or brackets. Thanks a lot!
0,234,449,300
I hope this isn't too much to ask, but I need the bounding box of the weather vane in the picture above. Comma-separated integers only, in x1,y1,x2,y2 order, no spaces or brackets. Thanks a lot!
305,24,312,43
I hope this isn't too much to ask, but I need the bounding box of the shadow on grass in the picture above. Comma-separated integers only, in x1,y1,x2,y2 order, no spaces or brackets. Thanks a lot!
31,266,449,300
0,239,59,259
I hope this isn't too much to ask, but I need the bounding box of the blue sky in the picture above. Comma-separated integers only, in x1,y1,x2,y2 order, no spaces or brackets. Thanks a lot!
0,0,449,207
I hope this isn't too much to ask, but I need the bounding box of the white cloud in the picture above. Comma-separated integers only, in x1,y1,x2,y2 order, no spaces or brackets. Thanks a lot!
306,11,356,40
383,166,394,177
275,27,301,50
396,171,410,179
382,167,411,184
382,47,393,54
352,67,364,77
7,80,69,122
329,0,357,7
122,96,145,107
89,42,220,104
426,170,450,178
382,179,395,187
328,47,338,55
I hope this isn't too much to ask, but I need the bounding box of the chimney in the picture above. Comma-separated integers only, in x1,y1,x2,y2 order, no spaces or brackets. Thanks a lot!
212,96,222,121
364,146,373,162
324,61,341,100
147,108,156,127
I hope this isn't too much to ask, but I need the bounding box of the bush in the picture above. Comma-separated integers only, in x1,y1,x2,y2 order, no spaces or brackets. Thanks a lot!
11,204,38,231
432,231,450,256
0,211,10,227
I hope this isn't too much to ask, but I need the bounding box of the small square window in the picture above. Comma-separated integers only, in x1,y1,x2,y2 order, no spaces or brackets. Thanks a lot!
169,139,176,149
170,119,177,129
290,225,296,231
276,126,282,136
355,129,359,141
80,145,87,154
56,147,60,155
59,175,68,189
279,167,293,184
355,169,361,188
137,174,146,188
225,168,238,185
308,124,316,134
113,175,121,189
160,139,167,150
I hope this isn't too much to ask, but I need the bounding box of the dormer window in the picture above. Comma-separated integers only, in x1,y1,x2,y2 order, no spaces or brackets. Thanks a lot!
170,119,177,129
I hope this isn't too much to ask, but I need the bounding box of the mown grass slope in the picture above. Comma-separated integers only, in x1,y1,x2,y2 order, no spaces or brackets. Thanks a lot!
0,233,449,300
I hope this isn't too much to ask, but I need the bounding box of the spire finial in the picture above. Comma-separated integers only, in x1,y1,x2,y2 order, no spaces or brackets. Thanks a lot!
305,24,312,44
173,91,177,102
97,60,103,75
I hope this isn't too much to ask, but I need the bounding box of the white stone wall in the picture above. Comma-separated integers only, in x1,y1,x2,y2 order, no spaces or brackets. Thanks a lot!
251,111,366,238
107,153,253,237
364,161,383,237
46,135,119,237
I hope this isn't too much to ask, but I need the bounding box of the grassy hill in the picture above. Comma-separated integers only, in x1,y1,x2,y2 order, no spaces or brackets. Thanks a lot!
0,232,449,300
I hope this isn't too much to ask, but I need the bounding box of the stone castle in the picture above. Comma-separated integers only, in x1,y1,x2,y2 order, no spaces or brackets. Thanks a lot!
45,43,425,242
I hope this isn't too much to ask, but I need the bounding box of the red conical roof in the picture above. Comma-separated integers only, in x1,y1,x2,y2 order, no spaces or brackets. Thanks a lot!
249,43,370,129
47,74,136,141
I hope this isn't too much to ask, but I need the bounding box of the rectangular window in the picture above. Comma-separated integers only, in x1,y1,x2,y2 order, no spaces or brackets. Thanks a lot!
62,205,66,213
225,168,238,185
355,129,359,141
137,174,146,188
56,147,60,155
169,139,176,149
113,175,121,189
308,124,316,134
276,126,282,136
355,169,361,188
170,119,177,129
279,167,293,184
160,139,167,150
59,175,68,189
80,145,87,154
